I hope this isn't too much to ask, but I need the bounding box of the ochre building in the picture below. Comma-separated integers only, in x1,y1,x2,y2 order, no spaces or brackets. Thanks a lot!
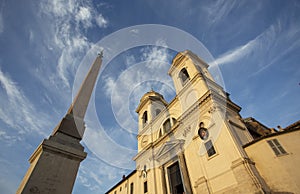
106,50,300,194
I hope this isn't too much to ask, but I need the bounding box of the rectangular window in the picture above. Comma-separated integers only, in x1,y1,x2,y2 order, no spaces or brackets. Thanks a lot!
205,140,216,157
144,181,148,193
267,139,287,156
130,183,134,194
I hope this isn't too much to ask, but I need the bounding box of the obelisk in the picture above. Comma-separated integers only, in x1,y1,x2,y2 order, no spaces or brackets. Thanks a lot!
17,53,103,194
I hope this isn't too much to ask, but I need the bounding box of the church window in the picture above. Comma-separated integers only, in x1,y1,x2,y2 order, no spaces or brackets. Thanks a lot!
130,183,134,194
205,140,216,157
267,139,287,156
172,118,177,125
144,181,148,193
142,111,148,127
179,68,190,85
158,129,163,138
163,119,171,133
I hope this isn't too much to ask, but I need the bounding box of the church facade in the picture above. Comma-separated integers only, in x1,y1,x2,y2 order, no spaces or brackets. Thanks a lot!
106,50,300,194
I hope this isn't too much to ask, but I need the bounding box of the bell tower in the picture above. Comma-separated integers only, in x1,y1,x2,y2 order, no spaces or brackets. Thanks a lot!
136,90,168,132
17,54,102,194
168,50,221,113
135,90,168,151
167,50,270,193
168,50,214,93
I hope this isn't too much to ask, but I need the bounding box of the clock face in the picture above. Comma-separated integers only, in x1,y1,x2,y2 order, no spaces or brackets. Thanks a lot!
141,136,148,147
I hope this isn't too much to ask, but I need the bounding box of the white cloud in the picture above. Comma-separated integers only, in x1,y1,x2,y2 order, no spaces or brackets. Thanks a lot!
39,0,108,89
141,42,170,69
204,0,241,25
0,130,22,146
76,6,92,21
76,155,129,192
89,171,103,185
103,76,116,97
29,29,34,43
95,14,108,28
77,46,176,171
212,38,257,65
212,17,300,74
103,45,174,132
0,68,49,137
125,55,136,67
56,36,90,88
41,0,76,18
78,174,91,187
76,6,92,28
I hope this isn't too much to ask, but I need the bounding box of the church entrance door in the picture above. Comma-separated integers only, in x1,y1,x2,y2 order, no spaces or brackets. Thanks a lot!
167,162,184,194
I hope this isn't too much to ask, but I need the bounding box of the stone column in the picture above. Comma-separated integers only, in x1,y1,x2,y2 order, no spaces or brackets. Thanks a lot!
160,166,167,194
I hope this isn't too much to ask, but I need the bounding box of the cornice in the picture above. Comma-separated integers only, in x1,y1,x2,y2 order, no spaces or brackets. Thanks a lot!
243,127,300,148
168,52,188,75
136,92,168,113
207,89,241,113
179,90,211,122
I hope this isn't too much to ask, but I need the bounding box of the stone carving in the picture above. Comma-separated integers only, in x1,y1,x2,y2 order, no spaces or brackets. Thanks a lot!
208,106,216,114
183,126,191,137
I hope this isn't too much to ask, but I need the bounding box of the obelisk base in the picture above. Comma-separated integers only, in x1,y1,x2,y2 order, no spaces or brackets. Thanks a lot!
17,133,87,194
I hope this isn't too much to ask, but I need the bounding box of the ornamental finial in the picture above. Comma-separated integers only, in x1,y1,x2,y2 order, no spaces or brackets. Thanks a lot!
98,50,104,58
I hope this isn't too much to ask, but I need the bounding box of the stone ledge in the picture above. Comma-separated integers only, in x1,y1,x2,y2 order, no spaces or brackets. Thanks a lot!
231,157,255,169
29,139,87,163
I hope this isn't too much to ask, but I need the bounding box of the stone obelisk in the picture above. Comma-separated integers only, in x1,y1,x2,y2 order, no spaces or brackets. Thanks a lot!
17,53,103,194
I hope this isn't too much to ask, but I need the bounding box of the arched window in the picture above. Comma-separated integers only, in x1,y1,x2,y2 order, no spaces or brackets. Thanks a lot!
179,68,190,85
172,118,177,125
158,129,163,138
155,109,161,116
142,111,148,127
163,119,171,133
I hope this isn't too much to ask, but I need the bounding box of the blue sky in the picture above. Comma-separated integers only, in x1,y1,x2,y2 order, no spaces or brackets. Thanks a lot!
0,0,299,193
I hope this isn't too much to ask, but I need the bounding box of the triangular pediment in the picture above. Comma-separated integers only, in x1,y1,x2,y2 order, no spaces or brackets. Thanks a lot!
154,139,185,163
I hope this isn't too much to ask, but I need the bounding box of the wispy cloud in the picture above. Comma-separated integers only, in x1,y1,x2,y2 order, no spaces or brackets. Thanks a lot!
204,0,241,25
83,116,137,170
80,44,176,172
75,6,92,28
39,0,108,88
77,155,129,192
213,38,257,65
211,22,276,66
212,16,300,76
0,68,49,137
0,130,21,146
95,14,108,28
102,43,174,132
